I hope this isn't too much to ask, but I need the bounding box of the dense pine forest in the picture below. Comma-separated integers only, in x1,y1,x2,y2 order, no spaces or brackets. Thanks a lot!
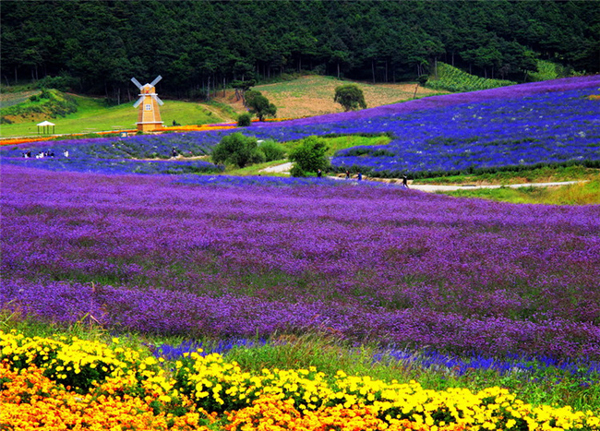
2,0,599,101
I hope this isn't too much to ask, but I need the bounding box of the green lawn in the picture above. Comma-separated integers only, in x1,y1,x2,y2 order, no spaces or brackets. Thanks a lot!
437,179,600,205
413,165,600,185
0,95,227,138
280,134,392,157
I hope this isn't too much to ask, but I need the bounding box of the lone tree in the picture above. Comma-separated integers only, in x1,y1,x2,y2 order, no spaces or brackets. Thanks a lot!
334,84,367,111
211,133,265,168
289,136,329,177
232,79,256,102
245,89,277,121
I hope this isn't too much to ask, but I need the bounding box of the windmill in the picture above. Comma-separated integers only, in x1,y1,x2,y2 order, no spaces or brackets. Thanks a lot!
131,75,164,132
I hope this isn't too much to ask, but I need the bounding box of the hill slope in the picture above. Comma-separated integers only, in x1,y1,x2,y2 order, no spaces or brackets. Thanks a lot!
1,77,445,138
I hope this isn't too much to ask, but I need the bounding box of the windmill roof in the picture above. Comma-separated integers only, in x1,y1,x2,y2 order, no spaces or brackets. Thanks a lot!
37,121,55,126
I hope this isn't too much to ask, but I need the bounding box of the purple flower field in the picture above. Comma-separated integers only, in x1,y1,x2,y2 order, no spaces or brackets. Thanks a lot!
2,76,599,177
2,165,599,361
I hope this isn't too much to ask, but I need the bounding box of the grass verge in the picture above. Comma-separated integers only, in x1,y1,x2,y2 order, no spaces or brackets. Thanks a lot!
413,165,600,186
437,179,600,205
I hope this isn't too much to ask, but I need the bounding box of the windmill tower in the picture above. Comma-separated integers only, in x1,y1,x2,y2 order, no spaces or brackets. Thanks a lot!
131,75,164,132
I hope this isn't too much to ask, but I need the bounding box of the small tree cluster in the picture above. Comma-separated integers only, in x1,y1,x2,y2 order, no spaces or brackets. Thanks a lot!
211,133,265,168
289,136,329,177
212,135,287,168
334,84,367,112
245,90,277,121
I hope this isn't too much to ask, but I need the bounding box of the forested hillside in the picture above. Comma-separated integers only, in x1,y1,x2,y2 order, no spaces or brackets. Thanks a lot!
2,0,598,101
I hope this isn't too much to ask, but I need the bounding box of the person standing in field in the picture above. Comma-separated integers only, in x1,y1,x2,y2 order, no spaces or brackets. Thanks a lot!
357,172,362,181
403,175,409,189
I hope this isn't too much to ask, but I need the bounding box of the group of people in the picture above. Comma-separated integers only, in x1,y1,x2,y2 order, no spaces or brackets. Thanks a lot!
344,170,362,181
22,149,69,159
343,169,409,188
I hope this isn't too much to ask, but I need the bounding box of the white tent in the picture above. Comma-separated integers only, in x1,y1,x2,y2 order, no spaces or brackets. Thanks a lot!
37,121,55,135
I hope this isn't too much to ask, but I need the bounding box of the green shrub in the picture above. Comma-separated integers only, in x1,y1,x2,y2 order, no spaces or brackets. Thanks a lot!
334,84,367,111
237,113,252,127
212,132,265,168
290,165,307,177
289,136,329,176
259,140,286,162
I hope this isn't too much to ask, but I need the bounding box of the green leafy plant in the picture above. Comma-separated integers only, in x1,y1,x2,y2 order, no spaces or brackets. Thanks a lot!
289,135,329,176
212,132,265,168
334,84,367,111
259,140,286,162
245,90,277,121
237,113,252,127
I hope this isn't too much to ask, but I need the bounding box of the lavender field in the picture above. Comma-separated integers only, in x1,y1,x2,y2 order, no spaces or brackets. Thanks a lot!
1,76,599,178
2,165,599,362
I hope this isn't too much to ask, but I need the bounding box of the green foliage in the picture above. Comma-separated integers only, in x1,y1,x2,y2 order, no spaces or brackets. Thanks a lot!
439,179,600,205
237,113,252,127
34,74,80,92
258,140,286,162
290,165,308,177
527,60,582,82
334,84,367,111
211,132,265,168
289,135,330,176
414,165,599,186
245,90,277,121
426,63,516,93
1,89,78,123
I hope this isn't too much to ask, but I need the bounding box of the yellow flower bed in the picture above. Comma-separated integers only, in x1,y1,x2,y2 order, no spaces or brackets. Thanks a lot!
0,363,213,431
1,330,599,431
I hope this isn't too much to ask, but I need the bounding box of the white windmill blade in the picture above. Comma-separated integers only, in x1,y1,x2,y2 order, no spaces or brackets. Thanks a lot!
131,77,143,89
150,75,162,87
133,96,144,108
151,94,164,106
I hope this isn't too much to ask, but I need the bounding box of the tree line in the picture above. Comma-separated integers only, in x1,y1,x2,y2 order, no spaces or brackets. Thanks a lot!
2,0,598,102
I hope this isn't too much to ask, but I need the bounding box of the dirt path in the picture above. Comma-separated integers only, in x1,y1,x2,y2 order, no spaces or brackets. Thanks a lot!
408,181,585,192
329,173,585,191
260,163,586,190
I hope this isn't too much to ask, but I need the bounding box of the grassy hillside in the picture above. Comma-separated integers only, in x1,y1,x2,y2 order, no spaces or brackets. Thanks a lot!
0,93,231,138
1,76,444,138
214,75,447,119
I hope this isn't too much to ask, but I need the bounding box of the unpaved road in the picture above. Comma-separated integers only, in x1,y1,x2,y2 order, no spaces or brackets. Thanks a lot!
409,181,584,192
260,163,586,191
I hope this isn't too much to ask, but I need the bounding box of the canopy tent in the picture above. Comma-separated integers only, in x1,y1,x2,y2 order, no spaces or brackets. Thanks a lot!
37,121,55,135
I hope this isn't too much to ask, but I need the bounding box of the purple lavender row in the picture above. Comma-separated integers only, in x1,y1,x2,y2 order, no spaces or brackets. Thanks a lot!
2,165,599,360
2,279,599,360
